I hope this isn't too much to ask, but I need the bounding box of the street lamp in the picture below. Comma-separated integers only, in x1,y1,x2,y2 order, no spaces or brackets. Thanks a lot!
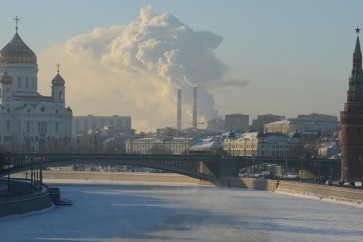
317,158,320,184
7,161,10,197
25,156,28,180
77,133,80,153
285,156,288,180
300,155,304,183
360,156,363,190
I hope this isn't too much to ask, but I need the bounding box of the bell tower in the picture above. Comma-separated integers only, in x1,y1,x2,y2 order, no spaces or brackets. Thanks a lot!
340,27,363,182
51,63,66,105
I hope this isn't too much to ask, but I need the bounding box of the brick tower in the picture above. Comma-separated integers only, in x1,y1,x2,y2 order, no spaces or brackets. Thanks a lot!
340,28,363,182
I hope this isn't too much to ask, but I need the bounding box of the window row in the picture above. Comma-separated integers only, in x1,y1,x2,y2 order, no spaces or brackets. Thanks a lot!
0,121,60,134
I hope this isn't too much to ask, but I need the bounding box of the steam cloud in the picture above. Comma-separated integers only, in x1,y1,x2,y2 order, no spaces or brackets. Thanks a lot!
38,6,249,131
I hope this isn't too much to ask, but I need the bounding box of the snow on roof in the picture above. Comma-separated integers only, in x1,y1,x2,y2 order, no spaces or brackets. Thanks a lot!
189,136,224,151
240,132,259,140
266,119,340,126
266,120,290,125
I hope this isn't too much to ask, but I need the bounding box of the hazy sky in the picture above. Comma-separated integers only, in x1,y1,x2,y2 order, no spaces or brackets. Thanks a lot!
0,0,362,131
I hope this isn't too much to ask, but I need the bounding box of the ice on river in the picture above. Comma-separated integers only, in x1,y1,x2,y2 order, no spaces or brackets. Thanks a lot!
1,183,362,242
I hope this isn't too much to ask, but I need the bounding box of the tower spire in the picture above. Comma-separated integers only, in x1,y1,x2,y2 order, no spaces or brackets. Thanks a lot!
352,27,362,72
354,27,361,55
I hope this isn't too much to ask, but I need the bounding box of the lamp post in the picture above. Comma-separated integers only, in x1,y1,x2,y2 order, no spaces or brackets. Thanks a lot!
300,155,304,183
77,133,80,153
360,156,363,190
317,158,320,184
25,156,28,180
285,156,288,180
7,163,10,197
117,133,120,155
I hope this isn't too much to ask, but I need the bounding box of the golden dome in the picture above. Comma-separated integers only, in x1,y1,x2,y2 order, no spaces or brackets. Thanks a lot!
0,32,37,64
52,73,65,86
0,69,13,84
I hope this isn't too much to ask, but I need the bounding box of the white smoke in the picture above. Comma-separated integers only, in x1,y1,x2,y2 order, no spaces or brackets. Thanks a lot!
38,6,249,132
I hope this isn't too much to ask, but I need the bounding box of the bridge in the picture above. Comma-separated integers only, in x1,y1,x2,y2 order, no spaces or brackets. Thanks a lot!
0,153,340,183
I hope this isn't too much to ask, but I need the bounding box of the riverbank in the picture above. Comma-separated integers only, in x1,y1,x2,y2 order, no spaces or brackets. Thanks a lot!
0,179,53,217
221,177,363,208
11,171,212,186
6,171,363,217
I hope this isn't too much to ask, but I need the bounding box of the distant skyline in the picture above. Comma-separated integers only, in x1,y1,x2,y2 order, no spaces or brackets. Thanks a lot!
1,0,362,131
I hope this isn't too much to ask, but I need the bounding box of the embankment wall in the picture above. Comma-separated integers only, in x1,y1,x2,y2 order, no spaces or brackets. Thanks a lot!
0,190,53,217
222,177,363,205
12,171,207,184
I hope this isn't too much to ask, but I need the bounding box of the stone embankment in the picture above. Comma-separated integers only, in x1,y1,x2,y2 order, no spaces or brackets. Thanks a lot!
221,177,363,206
3,172,363,218
11,171,208,185
0,179,53,217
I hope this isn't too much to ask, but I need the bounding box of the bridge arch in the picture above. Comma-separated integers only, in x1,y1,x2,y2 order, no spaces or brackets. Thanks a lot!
1,154,222,183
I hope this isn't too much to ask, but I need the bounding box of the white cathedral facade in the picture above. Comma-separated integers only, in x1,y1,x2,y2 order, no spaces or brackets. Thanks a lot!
0,22,72,153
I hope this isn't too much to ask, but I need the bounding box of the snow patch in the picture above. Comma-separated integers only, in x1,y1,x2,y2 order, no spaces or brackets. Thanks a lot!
275,188,363,208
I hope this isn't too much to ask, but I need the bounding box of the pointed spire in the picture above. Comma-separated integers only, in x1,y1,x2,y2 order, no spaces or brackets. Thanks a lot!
349,27,363,94
354,27,361,54
353,27,362,71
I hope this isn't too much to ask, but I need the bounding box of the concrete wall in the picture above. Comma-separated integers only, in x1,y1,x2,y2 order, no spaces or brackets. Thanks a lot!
277,180,363,204
222,177,363,205
0,191,53,217
220,177,278,191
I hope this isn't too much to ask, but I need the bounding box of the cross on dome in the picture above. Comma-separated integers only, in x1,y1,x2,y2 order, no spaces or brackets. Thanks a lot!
14,16,20,32
56,63,60,74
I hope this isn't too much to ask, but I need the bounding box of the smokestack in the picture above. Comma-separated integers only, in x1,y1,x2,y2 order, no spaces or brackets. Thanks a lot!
193,86,197,129
177,88,182,131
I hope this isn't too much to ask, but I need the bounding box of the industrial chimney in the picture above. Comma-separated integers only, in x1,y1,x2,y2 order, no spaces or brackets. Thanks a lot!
192,86,197,129
177,88,182,131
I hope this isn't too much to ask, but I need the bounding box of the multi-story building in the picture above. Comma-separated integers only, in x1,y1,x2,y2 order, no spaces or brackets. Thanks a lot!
73,115,132,136
297,113,338,122
207,118,225,133
250,114,285,131
0,20,72,153
264,119,340,135
340,28,363,182
125,137,191,155
225,113,249,132
224,131,300,158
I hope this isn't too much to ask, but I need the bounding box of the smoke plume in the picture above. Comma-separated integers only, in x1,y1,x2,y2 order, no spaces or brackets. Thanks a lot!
38,6,248,131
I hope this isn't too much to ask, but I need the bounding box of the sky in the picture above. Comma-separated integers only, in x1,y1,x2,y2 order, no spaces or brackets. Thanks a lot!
0,0,362,132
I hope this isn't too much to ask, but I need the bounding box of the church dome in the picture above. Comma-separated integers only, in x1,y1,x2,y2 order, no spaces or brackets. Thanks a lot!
0,32,37,64
52,73,65,86
0,69,13,84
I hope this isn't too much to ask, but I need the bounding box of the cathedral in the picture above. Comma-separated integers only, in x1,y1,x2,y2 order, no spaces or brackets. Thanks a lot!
0,18,72,153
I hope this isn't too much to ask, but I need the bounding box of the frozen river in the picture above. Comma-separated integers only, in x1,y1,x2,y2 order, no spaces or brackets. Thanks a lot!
1,183,363,242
